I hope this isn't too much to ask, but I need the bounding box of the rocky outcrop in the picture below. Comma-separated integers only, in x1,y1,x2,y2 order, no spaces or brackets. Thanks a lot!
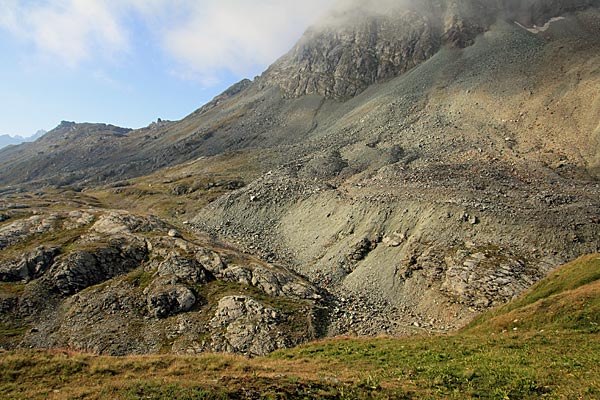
49,237,148,295
91,211,167,235
261,0,600,99
441,247,550,309
145,282,197,319
0,214,61,250
154,254,213,284
220,263,320,300
258,0,490,99
0,208,323,355
209,296,291,356
0,245,60,282
261,8,441,99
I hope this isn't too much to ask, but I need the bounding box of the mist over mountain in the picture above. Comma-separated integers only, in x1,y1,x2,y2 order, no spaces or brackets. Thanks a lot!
0,0,598,359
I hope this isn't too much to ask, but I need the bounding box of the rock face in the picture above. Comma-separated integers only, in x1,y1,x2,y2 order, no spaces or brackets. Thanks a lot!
209,296,287,356
261,8,440,99
50,239,148,295
154,255,212,284
441,248,548,308
0,246,60,282
220,264,320,300
146,284,197,319
261,0,600,99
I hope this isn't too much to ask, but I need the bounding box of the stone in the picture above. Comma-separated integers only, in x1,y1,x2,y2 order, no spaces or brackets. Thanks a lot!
209,296,284,356
156,255,212,283
50,237,148,295
147,285,196,319
383,232,406,247
195,249,225,276
0,246,60,282
220,264,320,300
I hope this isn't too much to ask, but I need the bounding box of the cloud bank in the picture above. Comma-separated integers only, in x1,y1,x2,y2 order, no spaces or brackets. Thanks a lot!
0,0,129,66
0,0,334,84
162,1,334,84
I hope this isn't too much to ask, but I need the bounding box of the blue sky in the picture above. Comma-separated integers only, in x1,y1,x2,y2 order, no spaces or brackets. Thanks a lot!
0,0,334,137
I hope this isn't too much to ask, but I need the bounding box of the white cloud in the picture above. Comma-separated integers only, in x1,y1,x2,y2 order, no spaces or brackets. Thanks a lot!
0,0,335,83
0,0,129,66
160,0,335,84
0,0,20,34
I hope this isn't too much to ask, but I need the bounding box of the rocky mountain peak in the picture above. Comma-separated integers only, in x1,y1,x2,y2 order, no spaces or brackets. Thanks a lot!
260,0,599,99
40,122,131,142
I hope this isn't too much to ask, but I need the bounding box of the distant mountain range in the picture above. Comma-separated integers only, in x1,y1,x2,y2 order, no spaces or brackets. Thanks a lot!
0,130,46,149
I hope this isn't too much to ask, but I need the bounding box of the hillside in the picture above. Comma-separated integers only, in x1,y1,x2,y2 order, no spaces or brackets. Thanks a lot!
0,0,599,357
1,254,598,399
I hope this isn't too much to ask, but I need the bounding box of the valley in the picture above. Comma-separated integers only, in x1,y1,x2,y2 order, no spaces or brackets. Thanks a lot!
0,1,599,397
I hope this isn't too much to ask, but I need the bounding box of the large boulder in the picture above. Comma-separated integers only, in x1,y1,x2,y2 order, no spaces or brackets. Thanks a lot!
0,245,60,282
146,284,197,319
209,296,287,356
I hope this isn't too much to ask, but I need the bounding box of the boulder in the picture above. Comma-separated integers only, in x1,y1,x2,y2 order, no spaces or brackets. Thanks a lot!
50,237,148,295
146,285,196,319
156,255,212,284
0,246,60,282
209,296,285,356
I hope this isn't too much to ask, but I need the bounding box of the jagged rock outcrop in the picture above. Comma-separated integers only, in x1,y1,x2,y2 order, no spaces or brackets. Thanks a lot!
261,8,441,99
209,296,308,356
0,245,60,282
220,263,321,300
260,0,600,99
441,247,549,308
49,238,148,295
145,282,197,319
153,254,213,284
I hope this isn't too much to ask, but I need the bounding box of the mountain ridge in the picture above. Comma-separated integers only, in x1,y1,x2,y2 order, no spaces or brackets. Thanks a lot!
0,130,46,150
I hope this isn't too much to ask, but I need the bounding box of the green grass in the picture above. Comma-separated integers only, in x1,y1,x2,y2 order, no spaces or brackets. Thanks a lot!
124,268,155,290
0,254,599,399
0,282,26,298
468,254,600,333
86,149,261,222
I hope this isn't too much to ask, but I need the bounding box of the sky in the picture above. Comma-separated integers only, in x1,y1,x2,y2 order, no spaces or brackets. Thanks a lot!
0,0,335,137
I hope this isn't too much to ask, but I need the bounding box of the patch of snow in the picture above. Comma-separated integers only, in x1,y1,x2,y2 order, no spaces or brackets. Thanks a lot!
514,16,566,34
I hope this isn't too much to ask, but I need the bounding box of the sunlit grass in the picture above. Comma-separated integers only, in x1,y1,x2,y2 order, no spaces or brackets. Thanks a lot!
1,254,599,399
